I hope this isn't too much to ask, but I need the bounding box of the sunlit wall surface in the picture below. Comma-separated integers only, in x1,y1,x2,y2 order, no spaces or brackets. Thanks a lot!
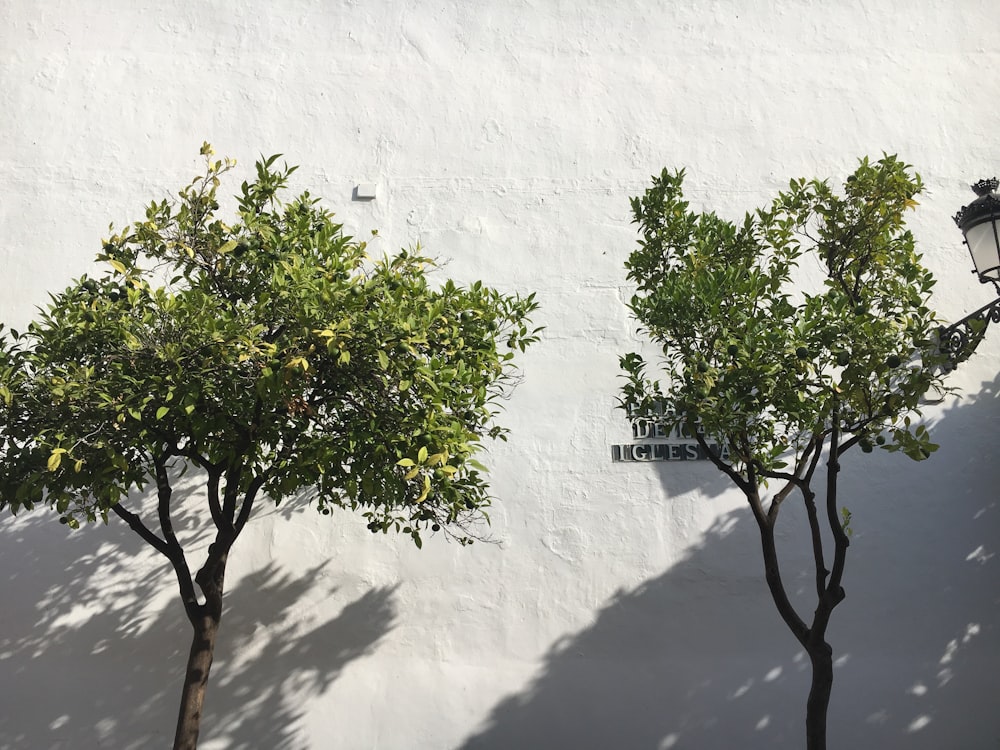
1,2,998,748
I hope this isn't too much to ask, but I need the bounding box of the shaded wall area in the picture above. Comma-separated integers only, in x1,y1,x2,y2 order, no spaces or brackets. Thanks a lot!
0,496,398,749
460,378,1000,749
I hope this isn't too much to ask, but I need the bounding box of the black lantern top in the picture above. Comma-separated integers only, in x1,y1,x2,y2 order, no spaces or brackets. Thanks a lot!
954,178,1000,288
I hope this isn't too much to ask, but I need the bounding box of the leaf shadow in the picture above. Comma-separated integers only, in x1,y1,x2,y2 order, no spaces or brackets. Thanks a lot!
0,497,398,749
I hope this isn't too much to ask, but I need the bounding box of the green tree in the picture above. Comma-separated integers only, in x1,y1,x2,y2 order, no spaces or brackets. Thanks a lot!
620,156,947,750
0,145,540,750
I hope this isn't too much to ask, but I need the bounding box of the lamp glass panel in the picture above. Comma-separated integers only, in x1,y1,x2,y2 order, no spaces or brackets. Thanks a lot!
966,219,1000,280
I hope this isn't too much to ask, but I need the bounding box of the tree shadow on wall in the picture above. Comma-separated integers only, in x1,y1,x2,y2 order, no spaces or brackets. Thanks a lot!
206,571,399,750
460,508,807,750
0,497,398,750
460,374,1000,750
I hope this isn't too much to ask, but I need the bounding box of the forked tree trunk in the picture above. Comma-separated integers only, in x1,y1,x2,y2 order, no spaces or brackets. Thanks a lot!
173,613,222,750
756,511,840,750
805,641,834,750
172,541,230,750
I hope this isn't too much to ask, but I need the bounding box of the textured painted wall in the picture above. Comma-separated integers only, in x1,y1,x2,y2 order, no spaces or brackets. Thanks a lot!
1,2,999,748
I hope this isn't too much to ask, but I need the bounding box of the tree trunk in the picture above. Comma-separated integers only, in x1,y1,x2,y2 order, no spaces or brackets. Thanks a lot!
172,542,230,750
173,612,221,750
805,641,834,750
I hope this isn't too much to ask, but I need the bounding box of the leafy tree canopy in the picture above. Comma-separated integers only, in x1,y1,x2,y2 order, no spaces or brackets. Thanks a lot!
0,144,540,549
621,154,946,479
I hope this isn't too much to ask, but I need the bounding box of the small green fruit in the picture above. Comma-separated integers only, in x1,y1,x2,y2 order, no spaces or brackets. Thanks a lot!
795,346,810,359
886,354,902,368
835,351,850,366
860,440,873,453
431,523,441,532
875,435,886,445
727,344,739,356
697,361,709,373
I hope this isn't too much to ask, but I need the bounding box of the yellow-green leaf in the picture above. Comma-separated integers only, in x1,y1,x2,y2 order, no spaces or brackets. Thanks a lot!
47,452,62,472
109,259,127,275
377,350,389,370
417,446,428,464
416,474,431,502
218,239,238,255
156,406,169,420
404,466,420,481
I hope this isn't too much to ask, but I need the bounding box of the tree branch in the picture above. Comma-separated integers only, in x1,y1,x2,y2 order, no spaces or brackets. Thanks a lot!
234,474,266,536
206,467,225,530
838,432,865,456
152,454,202,624
802,485,828,601
825,427,850,601
221,459,244,528
813,402,850,642
757,510,810,647
110,502,170,557
692,432,753,496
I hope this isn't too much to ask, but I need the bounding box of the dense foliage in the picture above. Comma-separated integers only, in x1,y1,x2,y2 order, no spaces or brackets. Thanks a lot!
0,145,539,544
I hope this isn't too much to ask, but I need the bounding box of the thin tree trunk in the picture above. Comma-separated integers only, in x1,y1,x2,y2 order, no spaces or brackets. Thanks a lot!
806,641,834,750
173,613,221,750
172,542,230,750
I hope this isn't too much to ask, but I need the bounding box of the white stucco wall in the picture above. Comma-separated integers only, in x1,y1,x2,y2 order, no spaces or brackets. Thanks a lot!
1,2,998,748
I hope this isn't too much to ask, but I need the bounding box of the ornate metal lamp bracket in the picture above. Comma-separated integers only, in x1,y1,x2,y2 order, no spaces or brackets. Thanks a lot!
937,296,1000,368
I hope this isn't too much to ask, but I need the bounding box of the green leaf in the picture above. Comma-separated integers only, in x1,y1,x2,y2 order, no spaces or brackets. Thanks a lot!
156,406,169,420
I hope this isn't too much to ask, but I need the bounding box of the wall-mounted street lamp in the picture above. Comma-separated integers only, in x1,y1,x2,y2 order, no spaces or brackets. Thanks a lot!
938,178,1000,367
